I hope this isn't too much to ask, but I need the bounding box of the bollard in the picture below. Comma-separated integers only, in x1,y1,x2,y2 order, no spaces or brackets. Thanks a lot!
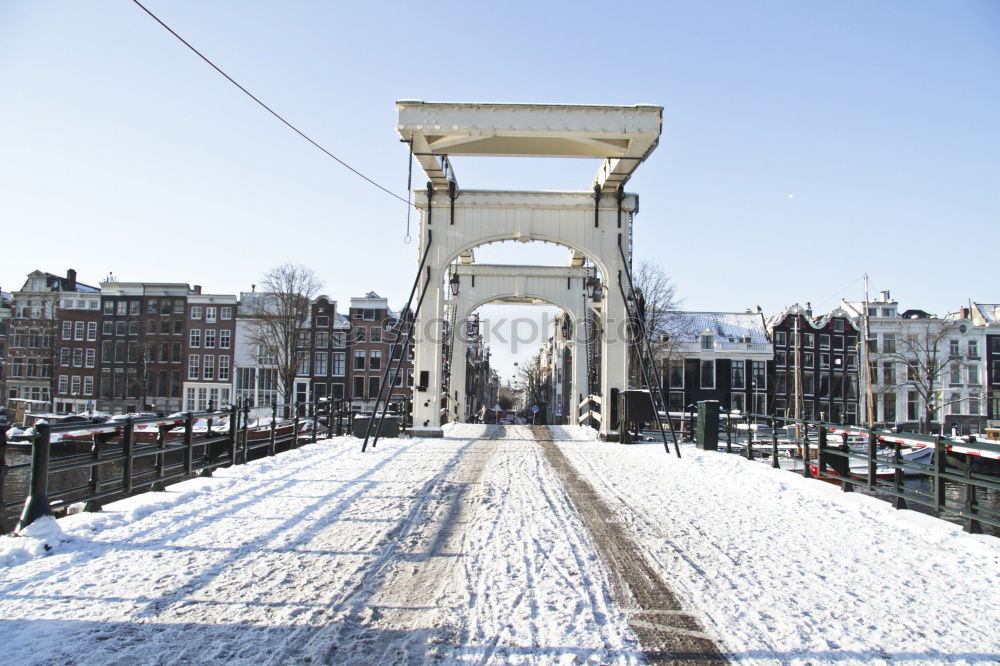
227,405,238,467
725,414,732,454
818,426,828,479
311,398,318,444
17,422,54,532
801,422,811,479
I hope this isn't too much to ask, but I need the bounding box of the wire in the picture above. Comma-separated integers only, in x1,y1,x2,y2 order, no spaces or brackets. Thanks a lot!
813,274,866,310
130,0,411,206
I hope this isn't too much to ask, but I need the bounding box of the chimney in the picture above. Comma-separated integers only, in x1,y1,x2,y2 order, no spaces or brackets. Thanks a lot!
961,307,969,319
66,269,77,291
192,285,202,294
879,290,890,302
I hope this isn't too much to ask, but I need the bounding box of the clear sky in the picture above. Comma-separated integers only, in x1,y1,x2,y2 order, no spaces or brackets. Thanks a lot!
2,1,998,377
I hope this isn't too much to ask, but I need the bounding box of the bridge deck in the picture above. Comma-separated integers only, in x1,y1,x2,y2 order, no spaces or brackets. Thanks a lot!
1,426,998,664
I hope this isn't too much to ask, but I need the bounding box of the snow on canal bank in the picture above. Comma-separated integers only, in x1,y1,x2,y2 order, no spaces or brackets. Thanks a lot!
0,425,998,664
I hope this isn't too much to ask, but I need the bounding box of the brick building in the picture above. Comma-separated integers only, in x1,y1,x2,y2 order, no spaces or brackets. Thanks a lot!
182,293,237,412
7,269,99,408
347,292,412,414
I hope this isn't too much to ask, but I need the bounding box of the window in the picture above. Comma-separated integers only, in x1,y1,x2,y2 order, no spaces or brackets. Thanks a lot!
116,301,127,315
315,315,329,328
145,300,157,314
315,331,329,348
371,327,382,343
668,360,684,388
219,330,231,349
969,393,981,415
203,355,215,380
731,362,745,389
218,355,230,381
950,362,962,385
71,376,81,395
368,376,380,397
950,339,960,356
832,336,844,351
907,392,919,421
103,301,114,315
774,374,786,394
881,308,893,317
354,327,366,343
846,354,858,370
949,393,961,416
204,329,216,348
775,351,786,367
172,342,182,363
206,307,217,323
775,331,786,346
353,376,365,397
883,333,896,354
363,308,376,321
730,393,746,413
354,350,366,370
330,383,344,399
128,301,139,315
191,306,202,320
160,299,172,315
73,348,83,367
332,352,345,376
820,353,830,369
188,355,200,380
74,321,84,340
883,362,896,385
315,352,328,375
751,361,766,390
370,350,382,371
62,321,72,340
58,375,68,394
803,352,814,369
221,307,232,320
700,335,713,350
102,321,113,336
968,365,980,385
87,321,97,341
833,319,845,332
700,360,715,389
84,376,93,396
60,347,71,366
85,349,95,368
332,332,347,347
820,334,830,350
189,329,201,348
968,340,978,358
803,333,814,348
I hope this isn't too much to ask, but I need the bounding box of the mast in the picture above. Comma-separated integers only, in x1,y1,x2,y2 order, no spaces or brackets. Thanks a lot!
862,273,874,429
793,314,803,441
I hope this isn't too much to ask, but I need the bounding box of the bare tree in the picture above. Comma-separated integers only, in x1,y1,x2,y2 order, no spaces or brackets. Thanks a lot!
878,318,958,434
246,264,322,412
629,260,691,386
518,350,548,415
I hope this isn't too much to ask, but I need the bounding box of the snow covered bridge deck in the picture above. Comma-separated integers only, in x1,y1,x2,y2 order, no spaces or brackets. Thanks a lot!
1,425,998,664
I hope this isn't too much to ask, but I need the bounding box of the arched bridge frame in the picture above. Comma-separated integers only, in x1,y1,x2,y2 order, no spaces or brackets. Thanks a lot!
446,263,597,424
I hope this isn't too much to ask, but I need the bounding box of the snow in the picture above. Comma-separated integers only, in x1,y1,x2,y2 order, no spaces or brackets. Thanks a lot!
0,427,997,664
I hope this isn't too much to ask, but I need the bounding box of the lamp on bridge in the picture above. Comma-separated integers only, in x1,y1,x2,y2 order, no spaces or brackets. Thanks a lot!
449,272,460,296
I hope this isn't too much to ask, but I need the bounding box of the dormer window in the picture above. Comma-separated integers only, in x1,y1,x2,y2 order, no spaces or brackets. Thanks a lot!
700,334,714,350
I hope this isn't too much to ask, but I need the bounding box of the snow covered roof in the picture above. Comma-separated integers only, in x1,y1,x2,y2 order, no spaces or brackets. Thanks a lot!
972,302,1000,325
666,311,769,344
767,304,860,332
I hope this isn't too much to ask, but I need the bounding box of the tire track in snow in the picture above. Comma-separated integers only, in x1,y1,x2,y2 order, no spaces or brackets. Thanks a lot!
532,427,727,665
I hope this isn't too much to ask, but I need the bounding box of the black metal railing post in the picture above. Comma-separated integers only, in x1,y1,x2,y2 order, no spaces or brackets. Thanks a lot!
933,437,947,517
85,431,107,512
269,403,277,456
963,459,983,534
746,420,754,461
867,428,878,491
725,413,732,453
771,419,780,469
293,403,300,449
183,412,194,475
16,422,53,531
241,403,250,464
801,423,811,478
0,427,7,532
227,405,238,467
155,422,169,485
892,441,907,510
122,419,135,495
818,426,828,479
311,396,318,444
